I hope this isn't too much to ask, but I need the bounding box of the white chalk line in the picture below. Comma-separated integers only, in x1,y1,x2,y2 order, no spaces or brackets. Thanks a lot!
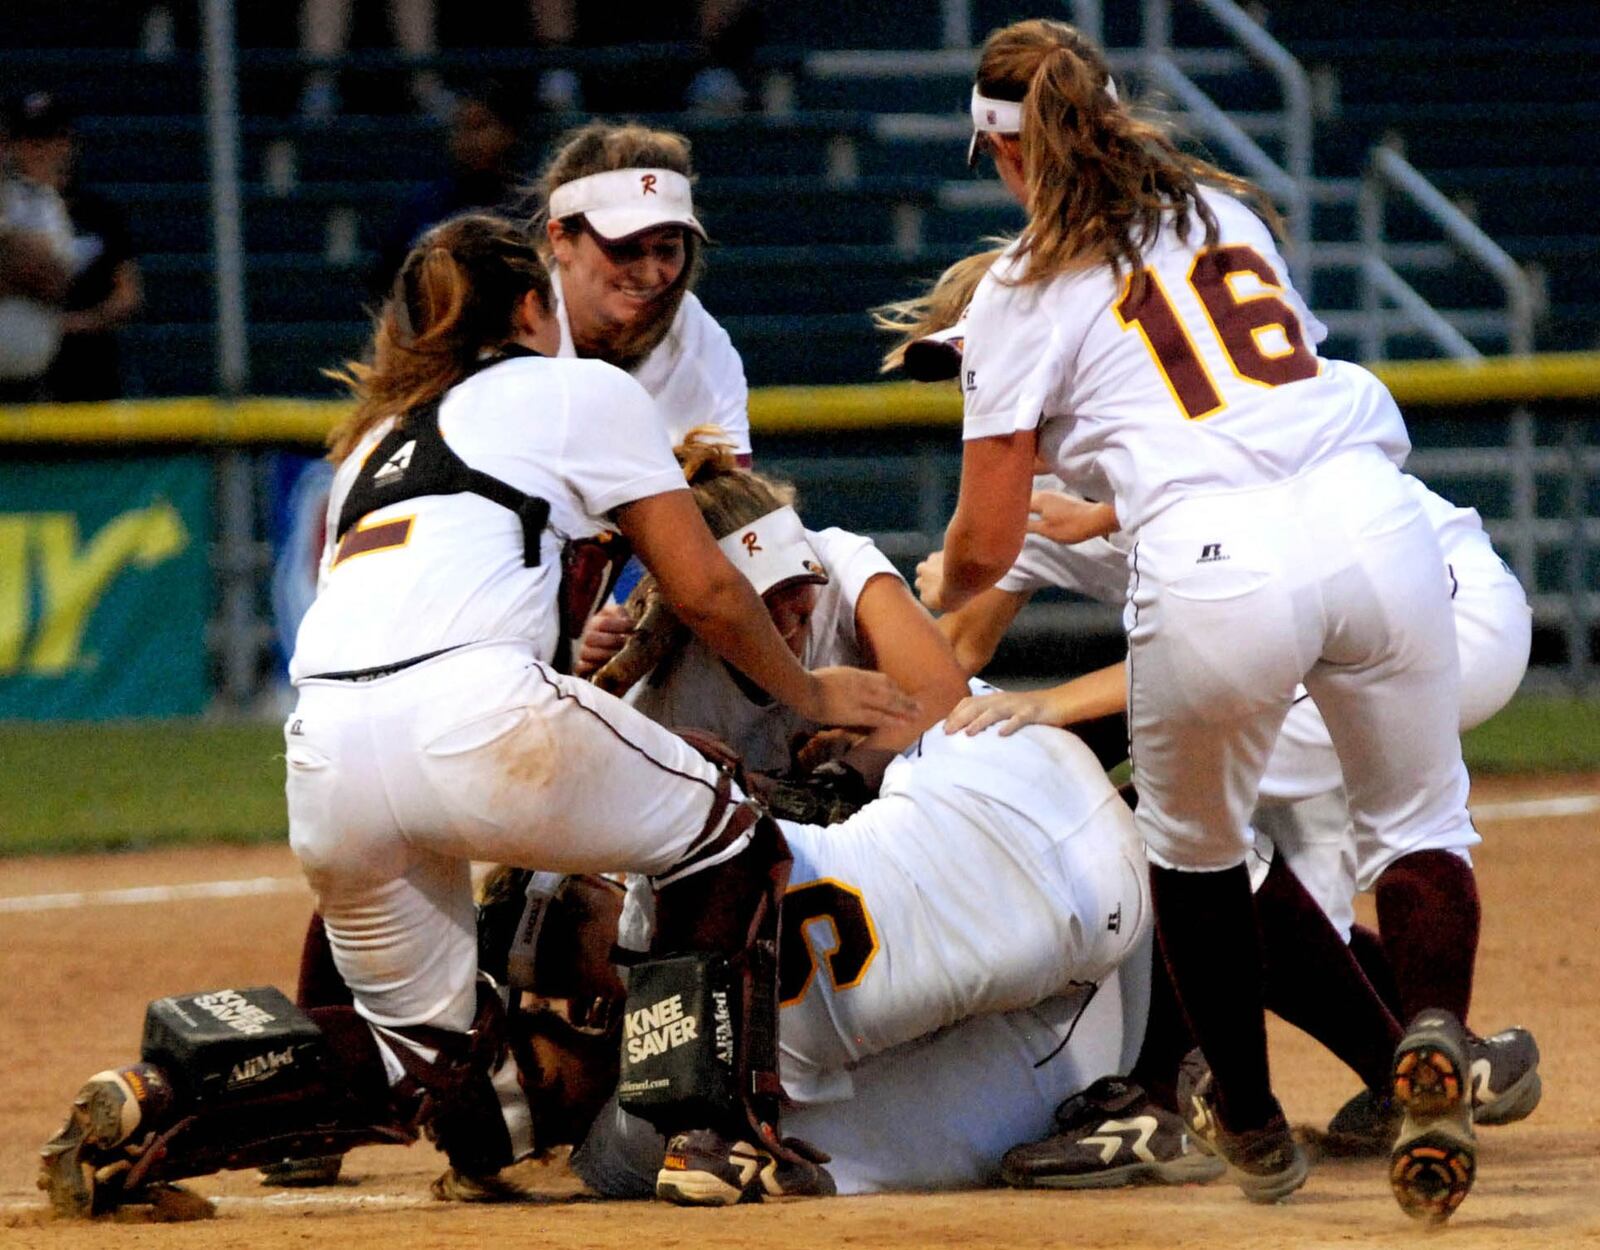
0,1191,430,1214
0,876,308,915
1469,794,1600,821
0,795,1594,917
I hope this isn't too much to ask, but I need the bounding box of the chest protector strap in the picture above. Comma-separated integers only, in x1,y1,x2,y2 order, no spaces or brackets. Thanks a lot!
335,397,550,568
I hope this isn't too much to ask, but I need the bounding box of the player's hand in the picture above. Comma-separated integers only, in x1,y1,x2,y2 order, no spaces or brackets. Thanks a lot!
574,602,634,677
914,550,948,612
802,667,919,730
944,688,1065,737
1025,491,1119,545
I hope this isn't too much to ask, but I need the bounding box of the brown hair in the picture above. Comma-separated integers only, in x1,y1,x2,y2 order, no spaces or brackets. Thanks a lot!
531,121,707,370
977,18,1279,296
326,213,549,462
874,245,1008,373
591,428,799,696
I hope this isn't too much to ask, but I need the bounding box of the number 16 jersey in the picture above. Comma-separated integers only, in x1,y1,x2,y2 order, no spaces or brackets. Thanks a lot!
961,189,1411,534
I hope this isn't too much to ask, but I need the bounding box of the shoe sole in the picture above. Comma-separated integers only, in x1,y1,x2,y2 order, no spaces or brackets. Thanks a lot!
38,1081,127,1218
1391,1023,1476,1223
1227,1143,1309,1205
259,1156,345,1188
1005,1154,1227,1190
655,1170,757,1206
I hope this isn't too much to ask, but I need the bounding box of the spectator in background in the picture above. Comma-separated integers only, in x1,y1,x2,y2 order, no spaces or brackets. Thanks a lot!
0,94,74,404
369,83,525,294
4,93,142,402
300,0,452,120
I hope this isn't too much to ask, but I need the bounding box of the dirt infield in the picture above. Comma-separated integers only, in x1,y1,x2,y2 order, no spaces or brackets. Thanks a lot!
4,774,1599,1250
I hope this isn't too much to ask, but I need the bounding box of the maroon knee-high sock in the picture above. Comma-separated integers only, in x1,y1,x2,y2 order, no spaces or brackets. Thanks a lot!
1373,850,1480,1023
296,911,354,1009
1128,943,1194,1113
1149,862,1277,1132
1256,856,1401,1092
1349,923,1404,1019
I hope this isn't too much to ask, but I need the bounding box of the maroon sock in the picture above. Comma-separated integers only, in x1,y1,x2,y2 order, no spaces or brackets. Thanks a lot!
1349,923,1404,1019
1373,850,1480,1023
1127,942,1194,1113
296,911,354,1009
1256,856,1401,1092
1149,862,1277,1132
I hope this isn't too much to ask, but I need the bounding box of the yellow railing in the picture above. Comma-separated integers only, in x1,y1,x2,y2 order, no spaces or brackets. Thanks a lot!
3,350,1598,445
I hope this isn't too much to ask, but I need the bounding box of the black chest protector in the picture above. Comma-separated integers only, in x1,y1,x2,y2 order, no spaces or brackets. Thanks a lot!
333,350,631,673
335,404,549,568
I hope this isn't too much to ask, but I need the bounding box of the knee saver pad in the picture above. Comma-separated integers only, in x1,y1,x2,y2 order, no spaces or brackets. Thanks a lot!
617,952,743,1133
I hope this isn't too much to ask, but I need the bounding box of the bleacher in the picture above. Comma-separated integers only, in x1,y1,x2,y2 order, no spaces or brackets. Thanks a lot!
4,1,1597,398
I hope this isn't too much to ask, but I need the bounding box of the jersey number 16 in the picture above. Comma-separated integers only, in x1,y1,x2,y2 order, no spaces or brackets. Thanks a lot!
1115,243,1318,421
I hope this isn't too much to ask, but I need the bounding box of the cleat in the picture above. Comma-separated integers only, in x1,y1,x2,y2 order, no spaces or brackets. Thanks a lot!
1000,1076,1225,1190
259,1155,345,1188
430,1167,533,1203
1175,1052,1308,1204
1468,1026,1541,1126
757,1152,837,1198
38,1067,172,1219
1322,1086,1404,1158
656,1129,767,1206
1390,1009,1476,1223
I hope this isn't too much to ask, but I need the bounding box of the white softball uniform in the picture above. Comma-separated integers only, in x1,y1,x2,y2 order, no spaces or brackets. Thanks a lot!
287,355,746,1036
550,269,751,455
571,726,1153,1196
626,526,901,772
775,716,1149,1088
573,972,1141,1196
963,189,1473,872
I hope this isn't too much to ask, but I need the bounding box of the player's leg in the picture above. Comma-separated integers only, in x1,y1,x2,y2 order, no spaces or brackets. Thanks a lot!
1299,500,1478,1223
1124,519,1309,1202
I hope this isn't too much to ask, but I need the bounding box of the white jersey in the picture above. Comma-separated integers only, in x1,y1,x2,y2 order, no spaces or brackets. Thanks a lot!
290,355,685,679
961,190,1411,533
0,175,73,379
773,719,1149,1090
626,526,901,772
572,725,1153,1197
551,270,751,455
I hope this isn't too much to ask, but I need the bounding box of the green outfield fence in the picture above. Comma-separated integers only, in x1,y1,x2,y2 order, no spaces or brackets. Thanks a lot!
3,350,1598,716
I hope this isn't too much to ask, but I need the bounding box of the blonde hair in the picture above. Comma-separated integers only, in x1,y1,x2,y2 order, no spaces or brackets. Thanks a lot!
326,213,549,463
978,18,1279,297
531,121,707,370
874,246,1007,373
590,428,800,696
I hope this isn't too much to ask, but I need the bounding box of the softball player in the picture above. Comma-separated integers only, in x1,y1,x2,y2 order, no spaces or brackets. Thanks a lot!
936,18,1480,1217
283,213,912,1204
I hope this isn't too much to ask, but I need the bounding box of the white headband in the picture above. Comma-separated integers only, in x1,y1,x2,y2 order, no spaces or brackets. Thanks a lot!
967,78,1120,163
547,167,706,243
715,505,829,597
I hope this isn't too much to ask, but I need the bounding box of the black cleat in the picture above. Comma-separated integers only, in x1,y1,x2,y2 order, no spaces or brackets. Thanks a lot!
1390,1009,1476,1224
1468,1026,1541,1126
1323,1086,1404,1158
656,1129,833,1206
1001,1076,1224,1190
1175,1052,1308,1204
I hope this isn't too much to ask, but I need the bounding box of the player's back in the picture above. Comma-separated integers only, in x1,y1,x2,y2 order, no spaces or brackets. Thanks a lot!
775,721,1147,1078
966,190,1412,531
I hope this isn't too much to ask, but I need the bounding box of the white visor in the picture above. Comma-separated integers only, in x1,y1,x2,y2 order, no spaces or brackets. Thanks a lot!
715,505,829,597
966,78,1118,165
968,87,1022,165
547,168,707,242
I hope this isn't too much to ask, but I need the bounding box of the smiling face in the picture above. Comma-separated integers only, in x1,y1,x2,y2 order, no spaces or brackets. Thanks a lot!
546,220,689,357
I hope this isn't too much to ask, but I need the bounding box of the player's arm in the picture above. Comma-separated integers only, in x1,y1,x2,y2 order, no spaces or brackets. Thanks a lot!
945,660,1129,736
618,490,917,730
849,572,972,753
939,429,1038,612
916,548,1034,677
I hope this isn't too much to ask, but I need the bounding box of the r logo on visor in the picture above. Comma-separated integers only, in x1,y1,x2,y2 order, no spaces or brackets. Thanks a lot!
742,531,762,556
640,174,658,196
